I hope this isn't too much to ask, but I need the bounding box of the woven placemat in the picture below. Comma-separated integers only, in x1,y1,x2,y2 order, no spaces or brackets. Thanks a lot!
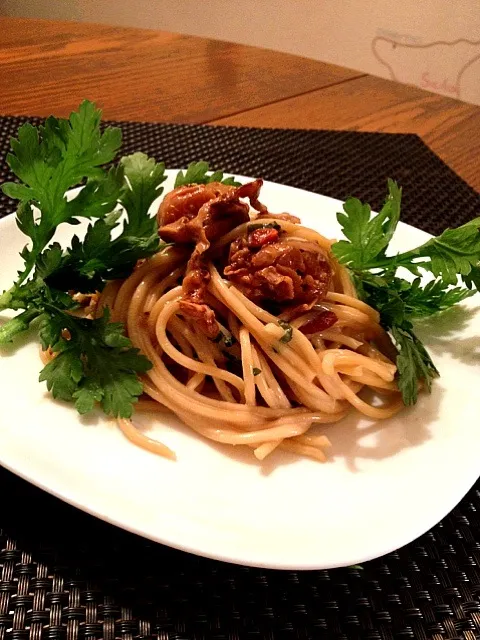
0,114,479,640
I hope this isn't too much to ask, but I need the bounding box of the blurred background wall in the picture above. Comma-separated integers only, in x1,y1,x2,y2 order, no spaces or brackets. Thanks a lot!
2,0,479,105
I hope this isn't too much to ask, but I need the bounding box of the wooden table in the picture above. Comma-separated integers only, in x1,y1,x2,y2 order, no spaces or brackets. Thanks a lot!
1,16,479,191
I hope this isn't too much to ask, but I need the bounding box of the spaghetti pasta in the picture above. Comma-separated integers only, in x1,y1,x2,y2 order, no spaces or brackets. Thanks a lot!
3,103,476,473
89,182,404,462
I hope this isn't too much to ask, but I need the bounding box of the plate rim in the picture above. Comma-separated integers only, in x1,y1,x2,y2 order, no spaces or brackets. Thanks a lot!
0,172,479,570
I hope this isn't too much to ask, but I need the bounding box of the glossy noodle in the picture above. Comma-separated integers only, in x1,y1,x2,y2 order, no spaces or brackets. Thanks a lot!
42,179,404,462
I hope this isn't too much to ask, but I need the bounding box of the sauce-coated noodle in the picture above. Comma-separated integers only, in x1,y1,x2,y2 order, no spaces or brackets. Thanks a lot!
88,217,403,462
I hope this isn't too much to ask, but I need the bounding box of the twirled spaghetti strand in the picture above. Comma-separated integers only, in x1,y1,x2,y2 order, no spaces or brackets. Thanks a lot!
92,213,402,462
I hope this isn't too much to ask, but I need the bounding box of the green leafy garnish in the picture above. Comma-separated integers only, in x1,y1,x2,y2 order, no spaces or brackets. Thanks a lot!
3,100,122,284
174,161,241,188
46,152,168,292
252,367,262,376
119,152,167,237
408,219,480,285
1,102,239,417
38,308,151,417
0,101,170,418
391,325,439,404
332,179,401,269
332,181,480,405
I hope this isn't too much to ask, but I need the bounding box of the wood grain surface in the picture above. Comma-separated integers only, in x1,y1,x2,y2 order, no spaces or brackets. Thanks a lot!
214,75,480,191
0,17,362,123
0,16,478,191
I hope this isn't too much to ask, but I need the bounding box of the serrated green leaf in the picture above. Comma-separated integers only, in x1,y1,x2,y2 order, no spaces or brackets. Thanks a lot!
66,165,124,221
120,152,167,237
38,311,63,351
100,370,144,418
2,100,122,285
35,243,64,279
39,349,84,401
15,201,36,239
412,218,480,286
38,308,152,418
462,265,480,289
391,325,439,405
402,278,475,317
73,379,104,414
174,161,241,188
332,180,402,268
103,318,133,348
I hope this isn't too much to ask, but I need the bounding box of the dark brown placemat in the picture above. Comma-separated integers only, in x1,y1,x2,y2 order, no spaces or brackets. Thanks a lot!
0,114,479,640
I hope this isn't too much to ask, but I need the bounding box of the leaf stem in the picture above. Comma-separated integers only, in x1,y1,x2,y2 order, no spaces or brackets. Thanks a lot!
359,250,424,271
0,287,13,310
0,308,41,344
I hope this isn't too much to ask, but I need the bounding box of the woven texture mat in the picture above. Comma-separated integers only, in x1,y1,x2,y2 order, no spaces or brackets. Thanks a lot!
0,115,479,640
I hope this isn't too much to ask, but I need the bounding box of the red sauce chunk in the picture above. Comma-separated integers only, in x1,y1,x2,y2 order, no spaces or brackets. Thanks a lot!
299,310,337,334
247,227,279,248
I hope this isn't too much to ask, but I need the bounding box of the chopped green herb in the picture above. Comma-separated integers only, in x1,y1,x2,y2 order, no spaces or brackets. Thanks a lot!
252,367,262,376
223,334,236,348
248,222,281,232
212,330,236,347
278,320,293,344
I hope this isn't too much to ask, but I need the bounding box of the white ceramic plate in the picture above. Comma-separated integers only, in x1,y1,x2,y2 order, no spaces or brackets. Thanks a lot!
0,171,479,570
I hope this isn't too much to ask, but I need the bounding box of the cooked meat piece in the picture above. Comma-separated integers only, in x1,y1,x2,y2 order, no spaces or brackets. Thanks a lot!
179,300,218,338
224,234,332,313
158,182,233,228
157,179,266,334
179,255,219,338
158,182,244,244
158,179,266,244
